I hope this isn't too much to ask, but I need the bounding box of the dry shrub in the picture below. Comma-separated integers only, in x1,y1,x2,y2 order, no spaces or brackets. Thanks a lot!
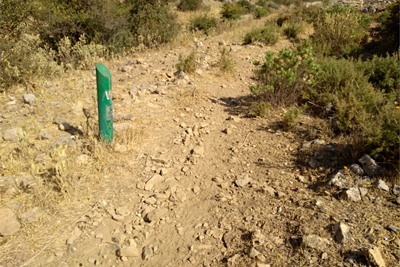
219,47,236,74
176,51,197,73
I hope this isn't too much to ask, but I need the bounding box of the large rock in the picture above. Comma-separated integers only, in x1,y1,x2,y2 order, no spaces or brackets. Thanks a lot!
49,135,77,148
144,208,168,223
363,246,386,267
118,246,140,257
23,94,35,105
358,154,381,176
3,128,24,141
302,234,330,250
343,188,361,202
334,222,350,243
0,208,21,236
144,174,163,191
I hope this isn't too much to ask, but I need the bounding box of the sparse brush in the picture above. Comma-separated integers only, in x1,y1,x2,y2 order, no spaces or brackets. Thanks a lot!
189,14,218,35
177,0,205,11
244,25,280,45
254,6,271,19
219,47,236,74
176,51,197,73
283,22,302,39
283,106,302,128
250,101,271,117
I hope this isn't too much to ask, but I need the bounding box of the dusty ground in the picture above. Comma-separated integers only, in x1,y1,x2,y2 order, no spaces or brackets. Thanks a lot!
0,2,399,267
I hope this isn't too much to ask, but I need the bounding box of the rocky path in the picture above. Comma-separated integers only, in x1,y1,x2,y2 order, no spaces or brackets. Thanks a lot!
1,15,399,267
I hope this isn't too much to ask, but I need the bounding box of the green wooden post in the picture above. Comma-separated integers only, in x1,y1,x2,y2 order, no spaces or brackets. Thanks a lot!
96,64,113,143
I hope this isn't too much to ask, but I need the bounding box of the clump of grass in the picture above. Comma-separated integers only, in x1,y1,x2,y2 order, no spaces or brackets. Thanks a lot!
176,51,197,73
254,6,271,19
221,3,244,20
283,106,302,128
244,25,280,45
177,0,205,11
189,14,218,35
250,101,271,117
219,47,236,74
283,22,302,38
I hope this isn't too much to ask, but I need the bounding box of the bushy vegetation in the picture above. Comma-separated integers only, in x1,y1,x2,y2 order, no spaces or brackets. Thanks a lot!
221,3,244,20
237,0,255,13
312,4,371,57
248,0,399,169
189,15,218,35
0,0,180,91
254,6,272,19
176,51,197,73
283,22,302,38
244,25,280,45
177,0,204,11
219,47,236,74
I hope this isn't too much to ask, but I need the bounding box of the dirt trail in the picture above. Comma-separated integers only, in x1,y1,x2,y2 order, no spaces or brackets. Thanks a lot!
1,8,399,267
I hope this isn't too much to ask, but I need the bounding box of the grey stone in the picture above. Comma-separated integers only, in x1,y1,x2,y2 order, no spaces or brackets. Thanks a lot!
3,128,24,141
235,174,252,187
18,207,42,223
303,139,326,149
359,154,381,176
113,123,132,132
37,132,52,140
144,174,163,191
328,170,348,189
66,227,82,245
0,208,21,236
349,164,364,176
142,245,153,260
393,184,400,195
49,135,76,148
114,113,134,122
144,208,168,223
116,206,130,217
302,234,330,250
23,94,35,105
118,246,140,257
363,246,386,267
376,179,389,192
387,225,400,232
334,222,350,243
53,113,67,125
58,122,71,131
359,187,368,197
344,188,361,202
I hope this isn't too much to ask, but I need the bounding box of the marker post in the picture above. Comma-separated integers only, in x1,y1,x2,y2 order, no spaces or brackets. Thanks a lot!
96,64,113,143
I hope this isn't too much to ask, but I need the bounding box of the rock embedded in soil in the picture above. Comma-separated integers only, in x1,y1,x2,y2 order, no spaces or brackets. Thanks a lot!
0,208,21,236
118,246,140,257
144,174,163,191
349,164,364,176
235,174,252,187
3,128,24,141
334,222,350,243
363,246,386,267
53,113,67,125
66,227,82,245
302,234,330,251
359,154,381,176
144,207,167,223
142,245,153,260
376,179,389,192
23,94,35,105
50,135,77,148
344,187,361,202
392,184,400,195
59,122,71,131
18,207,42,223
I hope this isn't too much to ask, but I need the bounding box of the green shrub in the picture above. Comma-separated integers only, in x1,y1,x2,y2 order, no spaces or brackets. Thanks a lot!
358,52,400,95
244,25,280,45
221,3,243,20
176,51,196,73
189,14,218,35
283,22,302,38
377,0,399,50
250,40,322,107
237,0,255,13
250,101,271,117
219,47,236,74
254,6,271,19
256,0,269,7
313,6,370,57
284,107,303,128
177,0,204,11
